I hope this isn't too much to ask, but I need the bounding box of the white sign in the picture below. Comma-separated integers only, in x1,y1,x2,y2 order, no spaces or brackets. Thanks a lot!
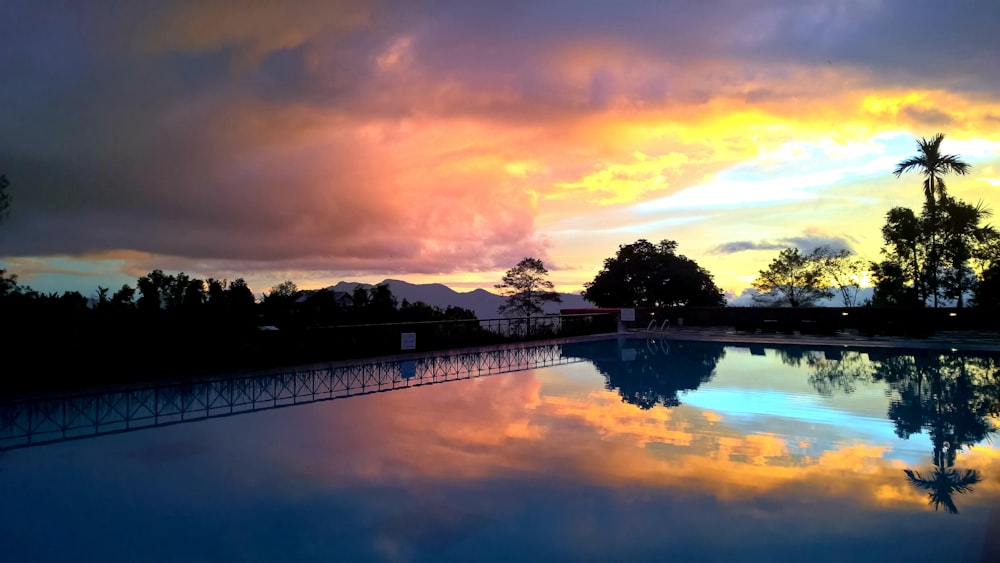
400,332,417,350
620,308,636,322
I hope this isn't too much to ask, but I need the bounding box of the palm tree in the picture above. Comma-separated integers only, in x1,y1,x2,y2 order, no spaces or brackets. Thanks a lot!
893,133,971,209
893,134,972,306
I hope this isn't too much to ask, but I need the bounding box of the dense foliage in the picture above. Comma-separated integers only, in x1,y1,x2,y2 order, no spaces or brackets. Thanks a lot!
752,248,834,307
871,134,998,307
0,269,476,330
583,239,725,307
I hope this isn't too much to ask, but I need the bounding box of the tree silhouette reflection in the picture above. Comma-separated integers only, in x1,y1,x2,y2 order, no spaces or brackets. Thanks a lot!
801,348,1000,514
903,466,982,514
807,350,874,397
562,339,725,409
772,346,881,397
879,354,998,514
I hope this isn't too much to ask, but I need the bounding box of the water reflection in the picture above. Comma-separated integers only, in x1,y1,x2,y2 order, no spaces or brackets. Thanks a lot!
571,339,1000,515
878,354,998,514
0,343,579,450
2,337,999,560
562,338,725,409
786,347,1000,514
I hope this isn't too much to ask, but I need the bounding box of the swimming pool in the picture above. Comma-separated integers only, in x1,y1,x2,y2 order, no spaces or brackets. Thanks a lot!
2,336,998,561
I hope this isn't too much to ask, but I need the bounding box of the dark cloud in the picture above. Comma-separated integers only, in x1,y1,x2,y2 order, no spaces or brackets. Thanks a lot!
400,0,1000,112
901,105,955,127
782,235,855,254
730,0,1000,94
712,235,855,255
0,0,995,279
5,2,997,124
712,241,789,254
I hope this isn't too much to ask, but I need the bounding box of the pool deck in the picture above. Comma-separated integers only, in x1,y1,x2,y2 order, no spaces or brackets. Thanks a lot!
634,326,1000,353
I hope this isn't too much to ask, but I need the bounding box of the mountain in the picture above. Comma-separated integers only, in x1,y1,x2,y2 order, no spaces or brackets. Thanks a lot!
329,278,591,320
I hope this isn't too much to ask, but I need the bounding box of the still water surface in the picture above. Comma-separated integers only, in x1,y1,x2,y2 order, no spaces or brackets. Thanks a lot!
2,337,999,562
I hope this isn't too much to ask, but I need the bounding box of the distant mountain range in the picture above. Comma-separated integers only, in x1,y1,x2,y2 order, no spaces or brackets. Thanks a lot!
328,279,592,320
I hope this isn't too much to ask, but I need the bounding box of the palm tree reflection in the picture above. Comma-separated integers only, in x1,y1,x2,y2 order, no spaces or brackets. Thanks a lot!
877,353,997,514
797,348,999,514
903,465,982,514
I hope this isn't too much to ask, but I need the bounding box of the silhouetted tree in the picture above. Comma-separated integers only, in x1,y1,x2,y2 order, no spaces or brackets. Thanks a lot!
259,281,301,326
137,270,168,313
0,269,20,298
163,272,188,311
226,278,256,324
366,283,399,323
810,246,866,307
180,276,206,313
399,299,434,321
206,278,227,310
110,284,135,313
264,281,298,301
583,239,725,307
94,286,110,313
351,285,370,310
398,300,477,322
874,197,994,307
496,257,561,321
752,248,832,307
60,291,89,313
974,263,1000,308
869,260,919,307
876,207,926,304
937,197,993,307
893,134,971,307
894,133,971,212
442,305,477,320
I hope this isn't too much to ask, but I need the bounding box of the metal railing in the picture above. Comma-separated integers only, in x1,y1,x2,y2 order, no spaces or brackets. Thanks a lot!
0,342,585,451
477,315,594,339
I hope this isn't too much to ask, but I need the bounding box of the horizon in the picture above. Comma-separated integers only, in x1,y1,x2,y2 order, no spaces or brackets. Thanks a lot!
2,2,999,300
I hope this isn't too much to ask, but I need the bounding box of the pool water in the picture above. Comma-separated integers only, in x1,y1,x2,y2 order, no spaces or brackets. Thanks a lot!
2,336,998,562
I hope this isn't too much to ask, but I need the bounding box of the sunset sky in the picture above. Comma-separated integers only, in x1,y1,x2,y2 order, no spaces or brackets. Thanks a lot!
2,0,999,300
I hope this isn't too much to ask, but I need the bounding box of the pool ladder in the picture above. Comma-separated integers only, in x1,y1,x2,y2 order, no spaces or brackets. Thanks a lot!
646,319,670,332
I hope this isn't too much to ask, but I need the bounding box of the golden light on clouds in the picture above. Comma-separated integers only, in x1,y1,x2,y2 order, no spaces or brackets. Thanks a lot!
3,1,1000,296
553,151,690,205
286,368,1000,513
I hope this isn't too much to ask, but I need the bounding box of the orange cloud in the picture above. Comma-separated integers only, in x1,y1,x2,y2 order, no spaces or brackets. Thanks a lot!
268,368,1000,515
4,1,1000,297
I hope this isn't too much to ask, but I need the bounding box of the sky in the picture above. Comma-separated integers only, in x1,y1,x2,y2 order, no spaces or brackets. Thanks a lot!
2,0,1000,301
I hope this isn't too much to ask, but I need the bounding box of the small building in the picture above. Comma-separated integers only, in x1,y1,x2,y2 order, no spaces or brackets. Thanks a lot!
295,287,355,308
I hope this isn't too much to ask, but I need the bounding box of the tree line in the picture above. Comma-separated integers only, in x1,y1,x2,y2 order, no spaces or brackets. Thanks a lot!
0,269,475,329
260,280,476,326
